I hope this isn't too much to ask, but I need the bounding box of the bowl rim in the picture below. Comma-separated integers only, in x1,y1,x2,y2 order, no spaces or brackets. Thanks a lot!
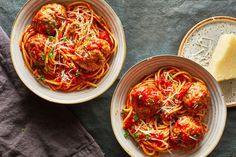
10,0,126,104
110,54,227,157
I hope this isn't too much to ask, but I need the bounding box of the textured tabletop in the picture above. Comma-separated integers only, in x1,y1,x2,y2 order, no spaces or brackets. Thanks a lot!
1,0,236,156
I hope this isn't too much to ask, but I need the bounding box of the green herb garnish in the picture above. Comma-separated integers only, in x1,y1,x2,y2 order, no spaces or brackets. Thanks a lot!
54,21,58,27
62,38,68,42
69,63,73,68
133,132,140,138
48,49,54,58
121,109,126,116
48,36,54,41
148,98,154,104
75,71,81,77
146,135,151,140
133,114,139,121
38,74,45,80
41,53,45,61
143,109,148,113
135,138,140,143
124,130,130,138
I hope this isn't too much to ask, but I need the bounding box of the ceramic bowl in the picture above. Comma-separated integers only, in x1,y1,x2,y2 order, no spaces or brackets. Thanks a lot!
11,0,126,104
111,55,226,157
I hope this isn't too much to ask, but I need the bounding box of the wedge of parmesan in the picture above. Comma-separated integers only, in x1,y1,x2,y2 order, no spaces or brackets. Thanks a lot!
208,34,236,81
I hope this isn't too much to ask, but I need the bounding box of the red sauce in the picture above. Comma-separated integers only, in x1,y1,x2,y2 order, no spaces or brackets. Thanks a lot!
123,113,135,129
131,87,161,121
156,79,172,87
86,41,103,51
99,30,112,46
177,82,192,99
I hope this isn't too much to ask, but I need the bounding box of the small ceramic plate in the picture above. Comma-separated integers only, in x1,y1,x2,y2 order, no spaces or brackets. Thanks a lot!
111,55,226,157
178,16,236,107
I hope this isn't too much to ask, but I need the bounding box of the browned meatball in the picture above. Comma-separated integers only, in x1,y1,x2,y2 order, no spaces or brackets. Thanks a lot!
170,116,206,149
98,30,113,57
131,85,162,121
183,82,210,114
82,39,111,58
99,39,111,58
32,3,67,35
75,48,106,72
25,33,47,66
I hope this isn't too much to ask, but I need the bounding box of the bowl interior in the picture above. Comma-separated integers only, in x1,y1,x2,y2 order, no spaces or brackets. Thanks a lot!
111,55,226,157
11,0,126,104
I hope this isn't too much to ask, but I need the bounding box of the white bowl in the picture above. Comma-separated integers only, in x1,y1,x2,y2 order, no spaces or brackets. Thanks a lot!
111,55,226,157
10,0,126,104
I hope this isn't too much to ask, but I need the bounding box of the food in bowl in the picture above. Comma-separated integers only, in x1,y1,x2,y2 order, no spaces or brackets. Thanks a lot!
20,2,117,91
122,66,210,156
111,56,225,157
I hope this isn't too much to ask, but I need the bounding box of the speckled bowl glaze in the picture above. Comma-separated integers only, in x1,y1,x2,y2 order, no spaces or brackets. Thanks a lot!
111,55,226,157
11,0,126,104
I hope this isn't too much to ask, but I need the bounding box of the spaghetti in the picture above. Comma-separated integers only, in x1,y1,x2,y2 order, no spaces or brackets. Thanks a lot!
122,66,209,156
20,2,117,91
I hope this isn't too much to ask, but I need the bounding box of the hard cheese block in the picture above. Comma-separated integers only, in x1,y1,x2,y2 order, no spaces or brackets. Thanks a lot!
208,34,236,81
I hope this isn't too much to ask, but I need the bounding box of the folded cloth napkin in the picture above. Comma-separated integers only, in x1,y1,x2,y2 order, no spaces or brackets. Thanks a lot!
0,27,104,157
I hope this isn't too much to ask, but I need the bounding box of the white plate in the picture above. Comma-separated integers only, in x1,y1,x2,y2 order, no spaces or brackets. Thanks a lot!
11,0,126,104
111,55,226,157
178,16,236,107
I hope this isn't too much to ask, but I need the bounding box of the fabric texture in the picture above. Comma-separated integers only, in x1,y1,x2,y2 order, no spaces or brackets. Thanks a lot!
0,27,104,157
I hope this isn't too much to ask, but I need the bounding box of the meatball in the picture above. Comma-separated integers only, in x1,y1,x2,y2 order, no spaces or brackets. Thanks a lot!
131,85,162,121
32,3,67,35
84,39,111,58
170,116,206,149
98,31,113,57
182,82,210,114
25,33,47,66
98,39,111,58
75,48,106,72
